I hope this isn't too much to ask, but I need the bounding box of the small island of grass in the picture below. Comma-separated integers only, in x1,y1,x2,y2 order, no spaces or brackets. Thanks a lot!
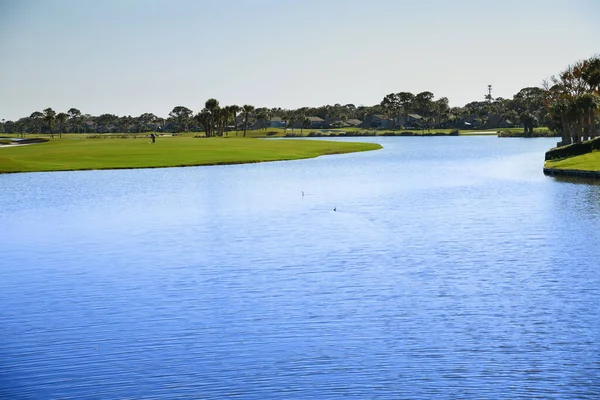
0,135,381,174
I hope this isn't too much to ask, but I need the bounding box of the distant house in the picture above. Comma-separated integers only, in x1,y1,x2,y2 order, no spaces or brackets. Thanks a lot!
458,116,481,129
363,114,393,129
292,116,327,129
83,120,97,132
346,118,363,127
485,114,513,129
269,117,286,128
250,117,285,130
307,116,326,128
404,114,424,128
236,115,255,130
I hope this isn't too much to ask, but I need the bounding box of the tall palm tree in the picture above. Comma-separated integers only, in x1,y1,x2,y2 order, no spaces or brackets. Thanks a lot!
195,109,211,136
281,110,291,134
577,93,600,140
548,98,571,145
301,117,310,135
229,105,240,136
205,98,220,137
295,107,308,135
216,108,228,137
242,104,254,137
222,105,233,136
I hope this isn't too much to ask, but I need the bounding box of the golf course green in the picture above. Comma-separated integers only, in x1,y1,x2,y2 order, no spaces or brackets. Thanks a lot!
0,135,381,173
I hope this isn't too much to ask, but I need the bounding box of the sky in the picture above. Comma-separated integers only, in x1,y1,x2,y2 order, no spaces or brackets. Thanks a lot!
0,0,598,120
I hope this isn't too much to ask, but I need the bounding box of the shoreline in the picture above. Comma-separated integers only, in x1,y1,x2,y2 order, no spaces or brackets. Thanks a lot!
543,167,600,179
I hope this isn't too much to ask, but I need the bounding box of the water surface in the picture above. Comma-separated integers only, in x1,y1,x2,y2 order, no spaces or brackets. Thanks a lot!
1,136,599,399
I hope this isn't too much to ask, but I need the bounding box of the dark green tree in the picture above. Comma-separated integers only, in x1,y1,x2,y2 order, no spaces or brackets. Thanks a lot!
169,106,193,132
43,108,56,137
242,104,254,137
55,112,68,138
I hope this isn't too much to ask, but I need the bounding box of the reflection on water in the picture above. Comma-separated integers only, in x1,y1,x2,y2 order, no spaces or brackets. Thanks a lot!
549,175,600,186
1,137,599,399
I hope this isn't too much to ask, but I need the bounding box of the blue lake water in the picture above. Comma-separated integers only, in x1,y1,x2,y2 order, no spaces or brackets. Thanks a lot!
1,136,600,399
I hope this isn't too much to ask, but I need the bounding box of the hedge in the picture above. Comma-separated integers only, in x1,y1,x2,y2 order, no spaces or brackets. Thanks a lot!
545,137,600,160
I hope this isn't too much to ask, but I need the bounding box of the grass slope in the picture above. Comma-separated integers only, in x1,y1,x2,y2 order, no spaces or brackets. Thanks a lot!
544,150,600,171
0,136,381,173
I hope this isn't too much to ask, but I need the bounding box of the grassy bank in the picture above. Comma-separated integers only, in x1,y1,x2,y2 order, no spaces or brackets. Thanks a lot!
544,136,600,173
545,151,600,172
0,136,381,174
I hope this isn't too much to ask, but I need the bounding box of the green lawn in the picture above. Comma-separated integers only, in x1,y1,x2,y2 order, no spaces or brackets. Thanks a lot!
0,136,381,173
545,150,600,172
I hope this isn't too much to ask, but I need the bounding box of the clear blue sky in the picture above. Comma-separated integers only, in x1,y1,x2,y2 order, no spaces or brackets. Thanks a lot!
0,0,598,120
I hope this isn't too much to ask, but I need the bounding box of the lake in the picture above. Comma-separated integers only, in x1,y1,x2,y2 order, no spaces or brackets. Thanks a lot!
1,136,599,399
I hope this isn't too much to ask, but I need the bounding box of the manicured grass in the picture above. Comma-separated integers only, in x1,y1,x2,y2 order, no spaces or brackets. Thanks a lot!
0,136,381,173
544,150,600,172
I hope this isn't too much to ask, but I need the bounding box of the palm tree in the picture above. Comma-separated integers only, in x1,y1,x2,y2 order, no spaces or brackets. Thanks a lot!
588,94,600,139
281,110,291,134
242,104,254,137
296,107,308,135
216,108,228,137
301,117,310,135
568,96,583,143
229,105,240,136
222,105,233,136
205,98,220,137
577,93,600,140
195,109,211,136
582,56,600,94
255,107,269,130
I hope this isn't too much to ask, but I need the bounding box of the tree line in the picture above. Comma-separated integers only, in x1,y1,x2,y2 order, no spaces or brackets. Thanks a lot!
544,56,600,145
1,56,598,139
